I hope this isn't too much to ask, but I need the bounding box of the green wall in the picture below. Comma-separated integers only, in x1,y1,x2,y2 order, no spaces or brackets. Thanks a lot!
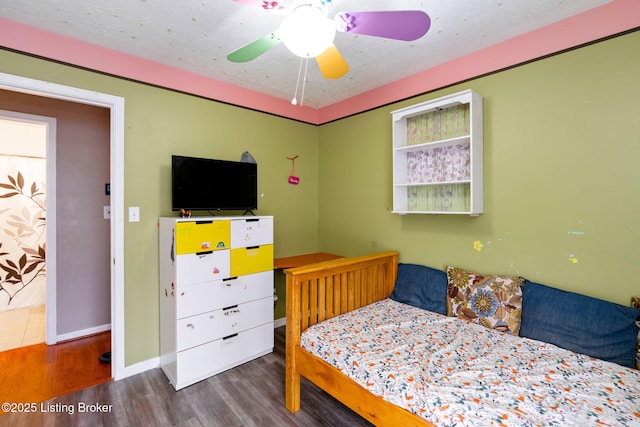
0,49,319,366
1,30,638,369
318,31,640,306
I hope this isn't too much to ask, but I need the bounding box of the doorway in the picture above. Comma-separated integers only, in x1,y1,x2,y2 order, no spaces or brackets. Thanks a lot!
0,112,52,351
0,71,125,381
0,91,111,349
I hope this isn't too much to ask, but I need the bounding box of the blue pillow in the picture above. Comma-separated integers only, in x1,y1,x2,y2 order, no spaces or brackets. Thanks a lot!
520,280,639,368
390,263,448,315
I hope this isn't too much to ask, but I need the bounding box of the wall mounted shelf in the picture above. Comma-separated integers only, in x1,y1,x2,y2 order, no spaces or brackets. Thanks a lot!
391,89,483,215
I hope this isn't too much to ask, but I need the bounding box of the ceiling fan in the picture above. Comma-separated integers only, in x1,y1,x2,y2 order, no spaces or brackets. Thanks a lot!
227,0,431,80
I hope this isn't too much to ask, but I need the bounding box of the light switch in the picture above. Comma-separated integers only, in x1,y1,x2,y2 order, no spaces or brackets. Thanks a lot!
103,206,111,219
129,206,140,222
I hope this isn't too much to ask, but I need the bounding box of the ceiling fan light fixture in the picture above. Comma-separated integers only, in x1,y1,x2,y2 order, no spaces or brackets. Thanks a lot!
278,2,336,58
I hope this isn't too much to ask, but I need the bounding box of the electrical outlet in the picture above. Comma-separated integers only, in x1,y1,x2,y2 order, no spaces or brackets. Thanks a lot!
129,206,140,222
103,206,111,219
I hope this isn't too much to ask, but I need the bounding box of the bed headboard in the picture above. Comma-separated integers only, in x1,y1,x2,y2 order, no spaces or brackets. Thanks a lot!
284,251,400,414
285,251,399,334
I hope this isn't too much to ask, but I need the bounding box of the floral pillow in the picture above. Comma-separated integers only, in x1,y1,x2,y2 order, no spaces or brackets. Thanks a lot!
446,265,525,335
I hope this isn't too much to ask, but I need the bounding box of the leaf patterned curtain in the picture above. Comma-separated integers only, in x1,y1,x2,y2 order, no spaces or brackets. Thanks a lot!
0,156,46,309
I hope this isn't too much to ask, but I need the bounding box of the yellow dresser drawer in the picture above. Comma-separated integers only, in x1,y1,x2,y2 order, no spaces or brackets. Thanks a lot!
230,244,274,277
175,220,230,255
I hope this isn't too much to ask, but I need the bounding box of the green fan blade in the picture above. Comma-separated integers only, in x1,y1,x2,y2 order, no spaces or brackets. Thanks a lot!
227,32,281,63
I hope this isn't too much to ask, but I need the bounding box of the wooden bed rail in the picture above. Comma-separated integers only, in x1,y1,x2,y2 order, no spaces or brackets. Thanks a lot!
285,251,399,413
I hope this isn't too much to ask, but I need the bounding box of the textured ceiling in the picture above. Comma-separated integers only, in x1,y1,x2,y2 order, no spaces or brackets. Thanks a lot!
0,0,612,108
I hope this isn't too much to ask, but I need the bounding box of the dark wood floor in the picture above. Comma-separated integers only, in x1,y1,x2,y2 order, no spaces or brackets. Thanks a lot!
0,332,112,408
0,327,373,426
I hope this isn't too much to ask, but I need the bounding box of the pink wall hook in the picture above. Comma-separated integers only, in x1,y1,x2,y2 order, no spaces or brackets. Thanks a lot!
287,155,300,185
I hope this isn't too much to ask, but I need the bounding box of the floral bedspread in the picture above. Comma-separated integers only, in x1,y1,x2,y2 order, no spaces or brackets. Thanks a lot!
300,298,640,426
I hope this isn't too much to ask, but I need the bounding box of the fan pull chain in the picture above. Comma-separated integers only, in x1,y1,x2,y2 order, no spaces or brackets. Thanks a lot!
291,58,310,107
300,58,309,106
291,57,304,106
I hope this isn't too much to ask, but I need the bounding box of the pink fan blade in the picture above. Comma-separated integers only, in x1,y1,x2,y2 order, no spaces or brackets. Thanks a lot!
315,44,349,79
335,10,430,41
233,0,285,12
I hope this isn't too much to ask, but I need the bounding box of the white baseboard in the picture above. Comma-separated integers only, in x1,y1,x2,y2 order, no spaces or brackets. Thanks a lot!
123,356,160,379
56,323,111,342
274,317,286,328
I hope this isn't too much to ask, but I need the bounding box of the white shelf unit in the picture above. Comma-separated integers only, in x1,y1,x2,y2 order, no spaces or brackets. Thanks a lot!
159,216,274,390
391,89,483,215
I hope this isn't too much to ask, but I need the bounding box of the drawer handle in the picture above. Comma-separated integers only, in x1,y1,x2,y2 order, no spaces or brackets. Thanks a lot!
223,277,239,285
195,220,213,224
246,245,259,250
245,218,259,222
223,333,238,341
223,305,240,316
196,250,213,256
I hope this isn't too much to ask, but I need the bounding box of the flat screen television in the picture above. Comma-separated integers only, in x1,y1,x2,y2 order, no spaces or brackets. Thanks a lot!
171,155,257,212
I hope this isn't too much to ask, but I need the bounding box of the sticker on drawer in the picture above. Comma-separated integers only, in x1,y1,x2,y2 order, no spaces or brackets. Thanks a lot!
199,241,228,250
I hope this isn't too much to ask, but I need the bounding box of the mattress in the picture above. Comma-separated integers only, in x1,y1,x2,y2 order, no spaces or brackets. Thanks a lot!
300,298,640,426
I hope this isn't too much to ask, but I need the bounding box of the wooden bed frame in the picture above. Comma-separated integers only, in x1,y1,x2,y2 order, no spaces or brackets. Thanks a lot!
284,251,434,427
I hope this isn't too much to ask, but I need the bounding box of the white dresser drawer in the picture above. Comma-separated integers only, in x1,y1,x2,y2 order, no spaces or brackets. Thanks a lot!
218,271,273,308
176,322,274,389
176,271,273,318
176,249,230,286
231,218,273,248
176,297,273,351
176,280,219,319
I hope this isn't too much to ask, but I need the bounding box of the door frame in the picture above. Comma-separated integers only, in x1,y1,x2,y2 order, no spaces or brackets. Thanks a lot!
0,71,125,381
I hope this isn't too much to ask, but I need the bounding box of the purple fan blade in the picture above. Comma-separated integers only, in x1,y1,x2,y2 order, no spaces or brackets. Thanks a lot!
335,10,430,41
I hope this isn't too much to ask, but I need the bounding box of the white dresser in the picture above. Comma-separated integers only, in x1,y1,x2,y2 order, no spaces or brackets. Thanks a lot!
159,216,274,390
